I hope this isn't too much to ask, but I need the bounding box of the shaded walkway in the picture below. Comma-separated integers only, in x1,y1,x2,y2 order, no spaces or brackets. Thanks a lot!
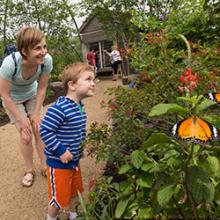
0,79,122,220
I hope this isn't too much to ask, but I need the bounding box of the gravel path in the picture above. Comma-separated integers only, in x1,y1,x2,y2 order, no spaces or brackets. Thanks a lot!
0,78,121,220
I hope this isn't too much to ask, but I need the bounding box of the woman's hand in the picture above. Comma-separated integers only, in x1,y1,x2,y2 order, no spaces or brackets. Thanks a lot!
16,117,32,138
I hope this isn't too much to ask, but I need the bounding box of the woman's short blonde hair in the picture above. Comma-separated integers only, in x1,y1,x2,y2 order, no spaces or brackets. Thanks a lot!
61,62,94,93
111,45,118,50
16,26,45,58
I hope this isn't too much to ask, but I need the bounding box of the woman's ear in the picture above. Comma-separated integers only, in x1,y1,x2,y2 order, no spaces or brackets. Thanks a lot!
21,48,28,57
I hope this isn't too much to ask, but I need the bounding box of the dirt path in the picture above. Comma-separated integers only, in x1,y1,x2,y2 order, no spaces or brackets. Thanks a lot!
0,78,122,220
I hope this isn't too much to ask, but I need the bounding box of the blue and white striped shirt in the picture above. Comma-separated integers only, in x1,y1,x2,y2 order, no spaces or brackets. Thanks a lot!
40,96,86,169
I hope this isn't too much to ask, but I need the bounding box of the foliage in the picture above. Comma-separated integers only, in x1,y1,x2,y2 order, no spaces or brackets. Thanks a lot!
128,0,220,98
84,93,220,219
80,0,141,43
1,0,220,218
87,86,150,164
130,0,220,44
77,178,118,220
81,0,220,219
0,0,82,81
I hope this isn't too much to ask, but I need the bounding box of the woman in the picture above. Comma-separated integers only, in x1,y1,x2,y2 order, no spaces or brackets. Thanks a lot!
104,45,122,81
0,26,53,187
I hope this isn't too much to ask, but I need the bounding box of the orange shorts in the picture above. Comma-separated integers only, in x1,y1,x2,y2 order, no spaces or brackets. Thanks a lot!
47,166,83,208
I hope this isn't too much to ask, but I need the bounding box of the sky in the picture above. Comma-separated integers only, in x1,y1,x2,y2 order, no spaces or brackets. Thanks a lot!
76,16,85,27
70,0,85,27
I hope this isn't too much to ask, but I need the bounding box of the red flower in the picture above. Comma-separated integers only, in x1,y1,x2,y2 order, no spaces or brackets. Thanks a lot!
187,74,197,82
207,84,216,89
180,74,186,83
178,68,199,93
184,68,191,76
190,81,197,88
178,86,185,93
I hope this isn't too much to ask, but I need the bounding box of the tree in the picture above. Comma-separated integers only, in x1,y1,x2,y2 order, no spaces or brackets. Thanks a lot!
81,0,143,44
0,0,83,79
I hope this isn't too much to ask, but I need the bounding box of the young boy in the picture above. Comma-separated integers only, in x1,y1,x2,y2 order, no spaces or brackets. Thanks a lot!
40,63,95,220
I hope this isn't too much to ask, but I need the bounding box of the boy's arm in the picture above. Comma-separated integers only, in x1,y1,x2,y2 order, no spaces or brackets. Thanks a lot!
81,125,86,143
40,105,67,157
60,150,73,163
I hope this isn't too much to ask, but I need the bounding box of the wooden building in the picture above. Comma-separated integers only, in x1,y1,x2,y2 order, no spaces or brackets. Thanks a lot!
79,16,113,73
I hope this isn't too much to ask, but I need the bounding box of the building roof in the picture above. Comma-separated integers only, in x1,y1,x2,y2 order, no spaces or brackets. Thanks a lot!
79,15,110,43
79,15,95,33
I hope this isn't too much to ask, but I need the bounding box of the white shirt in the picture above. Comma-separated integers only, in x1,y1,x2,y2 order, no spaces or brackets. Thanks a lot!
110,50,122,63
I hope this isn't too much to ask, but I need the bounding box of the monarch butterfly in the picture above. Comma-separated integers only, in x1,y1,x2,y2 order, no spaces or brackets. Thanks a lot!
206,93,220,104
172,116,218,143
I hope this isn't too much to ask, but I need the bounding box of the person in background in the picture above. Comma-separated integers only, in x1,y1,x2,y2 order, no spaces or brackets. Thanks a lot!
95,50,100,72
86,48,96,71
40,62,95,220
0,26,53,187
104,45,122,81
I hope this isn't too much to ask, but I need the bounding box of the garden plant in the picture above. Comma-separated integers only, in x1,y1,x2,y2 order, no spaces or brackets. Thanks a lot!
78,2,220,218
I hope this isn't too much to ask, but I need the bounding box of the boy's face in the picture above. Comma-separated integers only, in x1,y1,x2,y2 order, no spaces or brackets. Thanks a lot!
73,71,95,100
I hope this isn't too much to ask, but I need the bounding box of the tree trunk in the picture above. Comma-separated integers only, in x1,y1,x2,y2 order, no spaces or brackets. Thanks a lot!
33,0,42,30
3,0,9,44
63,0,82,46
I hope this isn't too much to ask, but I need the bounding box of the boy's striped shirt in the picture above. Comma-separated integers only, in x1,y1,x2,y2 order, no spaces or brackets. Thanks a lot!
40,96,86,169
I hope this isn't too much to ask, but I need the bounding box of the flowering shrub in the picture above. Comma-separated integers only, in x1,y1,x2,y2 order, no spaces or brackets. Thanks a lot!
80,3,220,217
144,31,165,44
79,30,220,219
87,86,151,163
178,68,199,93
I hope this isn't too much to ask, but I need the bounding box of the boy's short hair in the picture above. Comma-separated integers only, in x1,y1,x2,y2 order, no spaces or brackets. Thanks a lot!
61,62,94,93
16,26,45,59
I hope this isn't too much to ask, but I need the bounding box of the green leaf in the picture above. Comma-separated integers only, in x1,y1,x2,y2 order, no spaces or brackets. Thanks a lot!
176,96,193,103
154,173,171,190
198,155,220,176
131,150,145,169
141,163,155,172
193,180,214,204
157,184,176,207
115,198,130,219
187,166,214,203
207,156,220,175
142,133,178,149
149,103,189,117
136,174,153,188
99,205,109,219
138,207,153,218
214,183,220,205
187,165,209,183
119,164,133,174
202,115,220,128
119,181,133,196
77,191,89,218
195,99,216,114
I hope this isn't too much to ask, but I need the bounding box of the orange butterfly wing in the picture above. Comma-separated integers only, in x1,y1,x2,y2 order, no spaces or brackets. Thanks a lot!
206,93,220,104
172,116,218,142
